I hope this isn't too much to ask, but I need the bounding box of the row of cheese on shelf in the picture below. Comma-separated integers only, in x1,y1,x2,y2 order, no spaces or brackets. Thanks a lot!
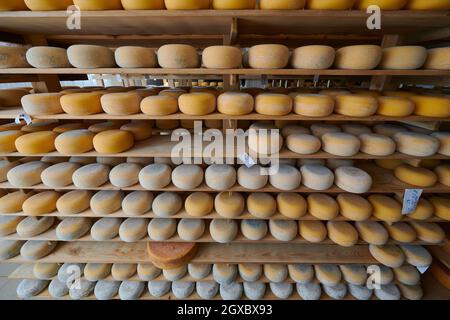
19,89,450,118
0,212,445,245
2,44,449,70
2,0,449,11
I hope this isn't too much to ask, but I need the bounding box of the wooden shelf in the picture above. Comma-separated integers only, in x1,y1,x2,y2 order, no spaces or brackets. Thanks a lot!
429,246,450,270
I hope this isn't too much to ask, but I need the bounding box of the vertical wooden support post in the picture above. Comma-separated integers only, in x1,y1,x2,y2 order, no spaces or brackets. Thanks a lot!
223,18,239,132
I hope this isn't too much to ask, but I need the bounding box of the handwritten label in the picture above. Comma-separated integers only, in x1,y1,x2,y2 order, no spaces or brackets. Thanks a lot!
239,153,256,168
417,266,429,274
402,189,423,215
14,114,32,125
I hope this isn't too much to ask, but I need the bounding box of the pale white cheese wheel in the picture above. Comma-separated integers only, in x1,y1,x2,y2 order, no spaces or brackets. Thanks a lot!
157,44,199,68
393,132,440,157
91,218,122,241
209,219,238,243
119,218,149,242
248,124,283,155
291,45,335,69
109,163,141,188
310,123,341,138
237,165,268,190
205,164,236,190
334,166,372,194
139,164,172,189
152,192,182,217
67,45,116,68
269,220,297,241
7,161,48,188
41,162,80,188
21,93,64,116
359,133,396,156
90,191,124,215
321,132,361,156
431,132,450,156
240,220,268,241
248,44,289,69
269,164,301,191
286,133,321,155
202,46,242,69
147,218,177,241
26,46,70,68
122,191,153,216
56,217,92,241
172,164,204,189
114,46,157,68
72,164,110,188
300,164,334,191
177,218,205,241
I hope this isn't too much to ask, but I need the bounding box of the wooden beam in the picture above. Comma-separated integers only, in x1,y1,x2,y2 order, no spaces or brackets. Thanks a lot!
403,26,450,45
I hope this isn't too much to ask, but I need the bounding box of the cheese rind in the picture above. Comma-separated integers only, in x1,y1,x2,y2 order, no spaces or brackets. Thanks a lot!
56,217,91,241
0,191,33,214
141,95,179,116
380,46,427,70
26,46,70,68
202,46,242,69
294,94,334,117
327,221,359,247
306,0,354,9
209,219,238,243
359,133,396,156
291,46,335,69
139,164,172,189
410,222,445,244
277,193,307,219
301,164,334,191
0,0,28,11
119,218,149,243
355,221,389,245
322,132,361,156
20,240,57,261
247,193,276,218
72,164,110,188
407,0,450,10
120,121,152,141
355,0,407,10
157,44,199,68
431,132,450,156
122,191,153,216
15,131,57,154
307,193,339,220
269,220,297,242
369,245,405,268
185,192,214,217
56,190,92,215
248,44,290,69
172,164,204,189
393,132,440,157
164,0,210,9
212,0,256,9
410,95,450,118
394,164,438,187
21,93,64,116
147,218,177,241
376,96,415,117
214,192,245,218
101,92,142,116
7,161,48,187
24,0,73,10
93,130,134,154
205,164,236,191
90,190,123,215
0,130,24,152
60,92,103,116
335,45,382,70
67,45,116,68
73,0,123,10
54,130,94,155
0,46,28,68
299,221,327,243
334,94,378,117
110,163,142,188
22,191,60,215
337,194,372,221
41,162,80,187
369,195,402,223
114,46,157,68
121,0,165,9
217,92,254,115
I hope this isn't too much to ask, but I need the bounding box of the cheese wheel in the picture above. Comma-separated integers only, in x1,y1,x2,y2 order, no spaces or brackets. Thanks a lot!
26,46,70,68
205,165,236,190
60,92,102,116
406,198,434,220
178,92,216,115
293,94,334,117
410,95,450,118
248,45,289,69
355,0,407,9
21,93,64,116
90,190,123,215
202,46,242,69
0,131,23,152
139,163,172,189
327,158,354,169
91,218,121,241
255,94,292,116
237,165,268,190
321,132,360,156
15,131,57,154
393,265,421,286
336,194,372,221
33,263,60,280
73,0,122,9
292,45,335,70
248,124,283,155
240,220,267,241
147,218,177,241
209,219,238,243
177,219,205,241
0,46,28,68
184,192,213,217
214,192,245,218
56,217,91,241
380,46,427,70
114,46,157,68
121,0,165,9
301,165,334,191
393,132,440,157
369,245,405,268
0,191,33,214
335,94,378,117
152,192,182,217
398,284,423,301
159,89,187,99
306,0,354,9
187,264,211,280
238,264,262,282
407,0,450,11
335,45,382,70
247,193,276,218
56,190,92,215
93,130,134,154
310,123,341,138
369,195,402,222
0,240,23,260
164,0,210,9
376,96,415,117
269,219,297,241
137,263,161,281
20,240,57,260
269,164,301,191
67,45,116,68
431,132,450,156
54,129,94,155
212,0,255,9
213,264,237,285
340,265,367,285
163,265,187,281
0,216,23,236
24,0,71,10
424,47,450,70
157,44,199,68
410,222,445,244
355,221,389,245
264,264,288,283
217,92,254,115
430,196,450,221
277,193,307,219
394,164,437,187
7,161,48,187
399,245,432,268
172,164,204,189
384,222,416,243
0,0,28,11
101,92,142,116
334,166,372,194
141,95,178,116
84,263,111,281
299,220,327,243
89,121,128,133
287,264,314,284
122,191,153,216
314,265,341,286
109,163,141,188
374,124,408,138
72,164,110,188
111,263,136,281
119,218,148,242
327,221,359,247
41,162,80,188
53,123,88,134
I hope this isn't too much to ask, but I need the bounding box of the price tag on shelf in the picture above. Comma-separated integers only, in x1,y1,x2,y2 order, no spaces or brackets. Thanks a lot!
402,189,423,215
14,114,32,125
239,153,256,168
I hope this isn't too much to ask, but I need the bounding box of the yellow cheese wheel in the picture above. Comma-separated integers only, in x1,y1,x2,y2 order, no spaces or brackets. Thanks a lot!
424,47,450,70
91,190,124,215
0,131,24,152
306,0,355,9
179,92,216,115
314,265,342,286
21,93,64,116
217,92,254,115
299,220,327,243
20,240,57,260
121,0,165,9
0,121,25,132
26,46,70,68
380,46,427,70
369,244,405,268
56,190,92,215
291,45,335,69
41,162,80,187
101,92,142,116
376,96,414,117
7,161,48,187
54,129,94,155
24,0,73,10
0,191,33,214
383,222,416,243
327,221,359,247
164,0,209,9
359,133,396,156
407,0,450,10
93,130,134,154
67,45,116,68
374,159,403,170
307,194,339,220
406,198,434,220
393,132,440,157
393,265,421,286
247,193,276,218
15,131,57,154
293,94,334,117
335,45,382,70
0,46,28,68
277,193,307,219
340,265,367,286
355,221,389,245
248,44,289,69
22,191,60,215
202,46,242,69
141,95,178,116
84,263,111,281
336,194,372,221
410,222,445,244
61,92,103,116
114,46,157,68
259,0,305,9
255,93,292,116
431,132,450,156
185,192,213,217
355,0,407,9
121,121,152,141
73,0,122,10
157,44,199,68
0,88,29,107
410,95,450,118
212,0,255,9
33,263,60,280
429,196,450,221
334,94,378,117
214,192,245,218
0,0,28,10
0,216,23,236
111,263,136,280
264,264,288,283
394,164,437,187
368,195,402,223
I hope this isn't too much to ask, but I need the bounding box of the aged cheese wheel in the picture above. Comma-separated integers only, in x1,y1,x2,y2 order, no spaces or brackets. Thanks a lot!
291,45,335,69
301,165,334,191
334,166,372,194
431,132,450,156
163,265,187,281
16,279,49,299
299,220,327,243
394,164,437,187
264,264,288,283
202,46,242,69
111,263,136,281
22,191,60,215
355,0,407,9
41,162,80,188
237,165,268,190
238,264,262,282
121,191,153,216
269,164,301,191
119,218,148,242
7,161,48,189
93,130,134,154
67,45,116,68
0,216,23,236
54,130,94,155
327,221,359,247
248,124,283,155
247,193,276,218
369,195,402,223
60,92,103,116
109,163,141,188
277,193,307,219
0,240,23,260
172,164,204,189
288,264,314,284
398,283,423,301
359,133,396,156
321,132,360,156
337,194,372,221
26,46,70,68
178,92,216,115
177,219,205,241
21,93,64,116
240,220,267,241
139,163,172,189
33,263,60,280
164,0,210,9
114,46,157,68
376,96,415,117
380,46,427,70
0,131,23,152
255,93,292,116
91,218,121,241
424,47,450,70
213,264,237,285
56,217,91,241
393,132,439,157
0,46,28,68
137,263,161,281
335,94,378,117
293,94,334,117
210,219,238,243
407,0,450,10
269,220,297,241
73,0,123,9
204,165,236,190
56,190,92,215
306,0,354,9
400,245,432,267
410,95,450,118
429,196,450,220
121,0,165,9
307,194,339,220
20,240,57,260
310,123,341,138
141,95,178,116
90,191,123,215
335,45,382,70
148,242,198,269
339,265,367,286
15,131,57,154
72,163,110,188
248,44,289,69
369,244,405,268
84,263,111,281
157,44,199,68
214,192,245,218
69,279,95,300
410,221,445,244
243,282,265,300
0,191,33,214
101,92,142,116
217,92,253,115
406,198,435,220
188,264,211,280
212,0,255,9
394,265,421,286
147,218,177,241
184,192,213,217
384,222,416,243
315,265,342,286
152,192,182,217
355,221,389,245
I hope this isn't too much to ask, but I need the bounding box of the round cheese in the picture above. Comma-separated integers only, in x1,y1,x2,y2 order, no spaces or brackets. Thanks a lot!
369,195,402,223
33,263,60,280
122,191,153,216
306,0,354,9
210,219,238,243
60,92,103,116
314,264,342,286
248,44,289,69
114,46,157,68
205,164,236,190
399,245,432,267
334,166,372,194
0,240,23,260
355,221,389,245
152,192,182,217
119,218,148,242
255,93,292,116
248,124,283,155
20,240,57,260
93,130,134,154
109,163,141,188
22,191,59,215
0,160,18,182
321,132,360,156
67,45,116,68
16,279,49,299
269,219,297,241
56,217,91,241
0,131,24,152
327,221,359,247
247,193,276,218
101,92,142,116
240,219,268,241
139,163,172,189
212,0,255,9
0,216,23,236
213,264,237,285
72,163,110,188
56,190,92,215
355,0,407,9
424,47,450,70
53,123,88,134
301,164,334,191
163,265,187,281
407,198,435,220
238,264,262,282
287,264,313,284
269,164,301,191
184,192,213,217
310,123,341,138
340,265,367,285
291,45,335,69
26,46,70,68
380,46,427,70
393,132,440,157
430,196,450,220
15,131,57,154
394,164,437,187
307,194,338,220
431,132,450,156
264,264,288,283
178,92,216,115
188,264,211,280
398,284,423,301
121,0,165,9
335,94,378,117
111,263,136,281
147,218,177,241
299,220,327,243
172,164,204,189
335,45,382,70
410,221,445,244
214,192,245,218
293,94,334,117
90,190,123,215
141,95,178,116
202,46,242,69
336,194,372,221
137,263,161,281
407,0,450,10
277,193,307,219
91,218,121,241
384,222,416,243
237,165,268,190
54,129,95,155
0,191,33,214
20,120,59,133
72,0,123,9
0,46,28,68
410,95,450,118
177,218,205,241
41,162,80,187
7,161,48,187
21,93,64,116
369,244,405,268
393,265,421,286
164,0,210,9
377,96,415,117
157,44,199,68
84,263,111,281
217,92,253,115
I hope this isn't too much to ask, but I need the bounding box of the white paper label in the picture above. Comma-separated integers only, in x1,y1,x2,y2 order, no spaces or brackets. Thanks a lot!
417,266,429,274
402,189,423,215
239,153,256,168
14,114,32,125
